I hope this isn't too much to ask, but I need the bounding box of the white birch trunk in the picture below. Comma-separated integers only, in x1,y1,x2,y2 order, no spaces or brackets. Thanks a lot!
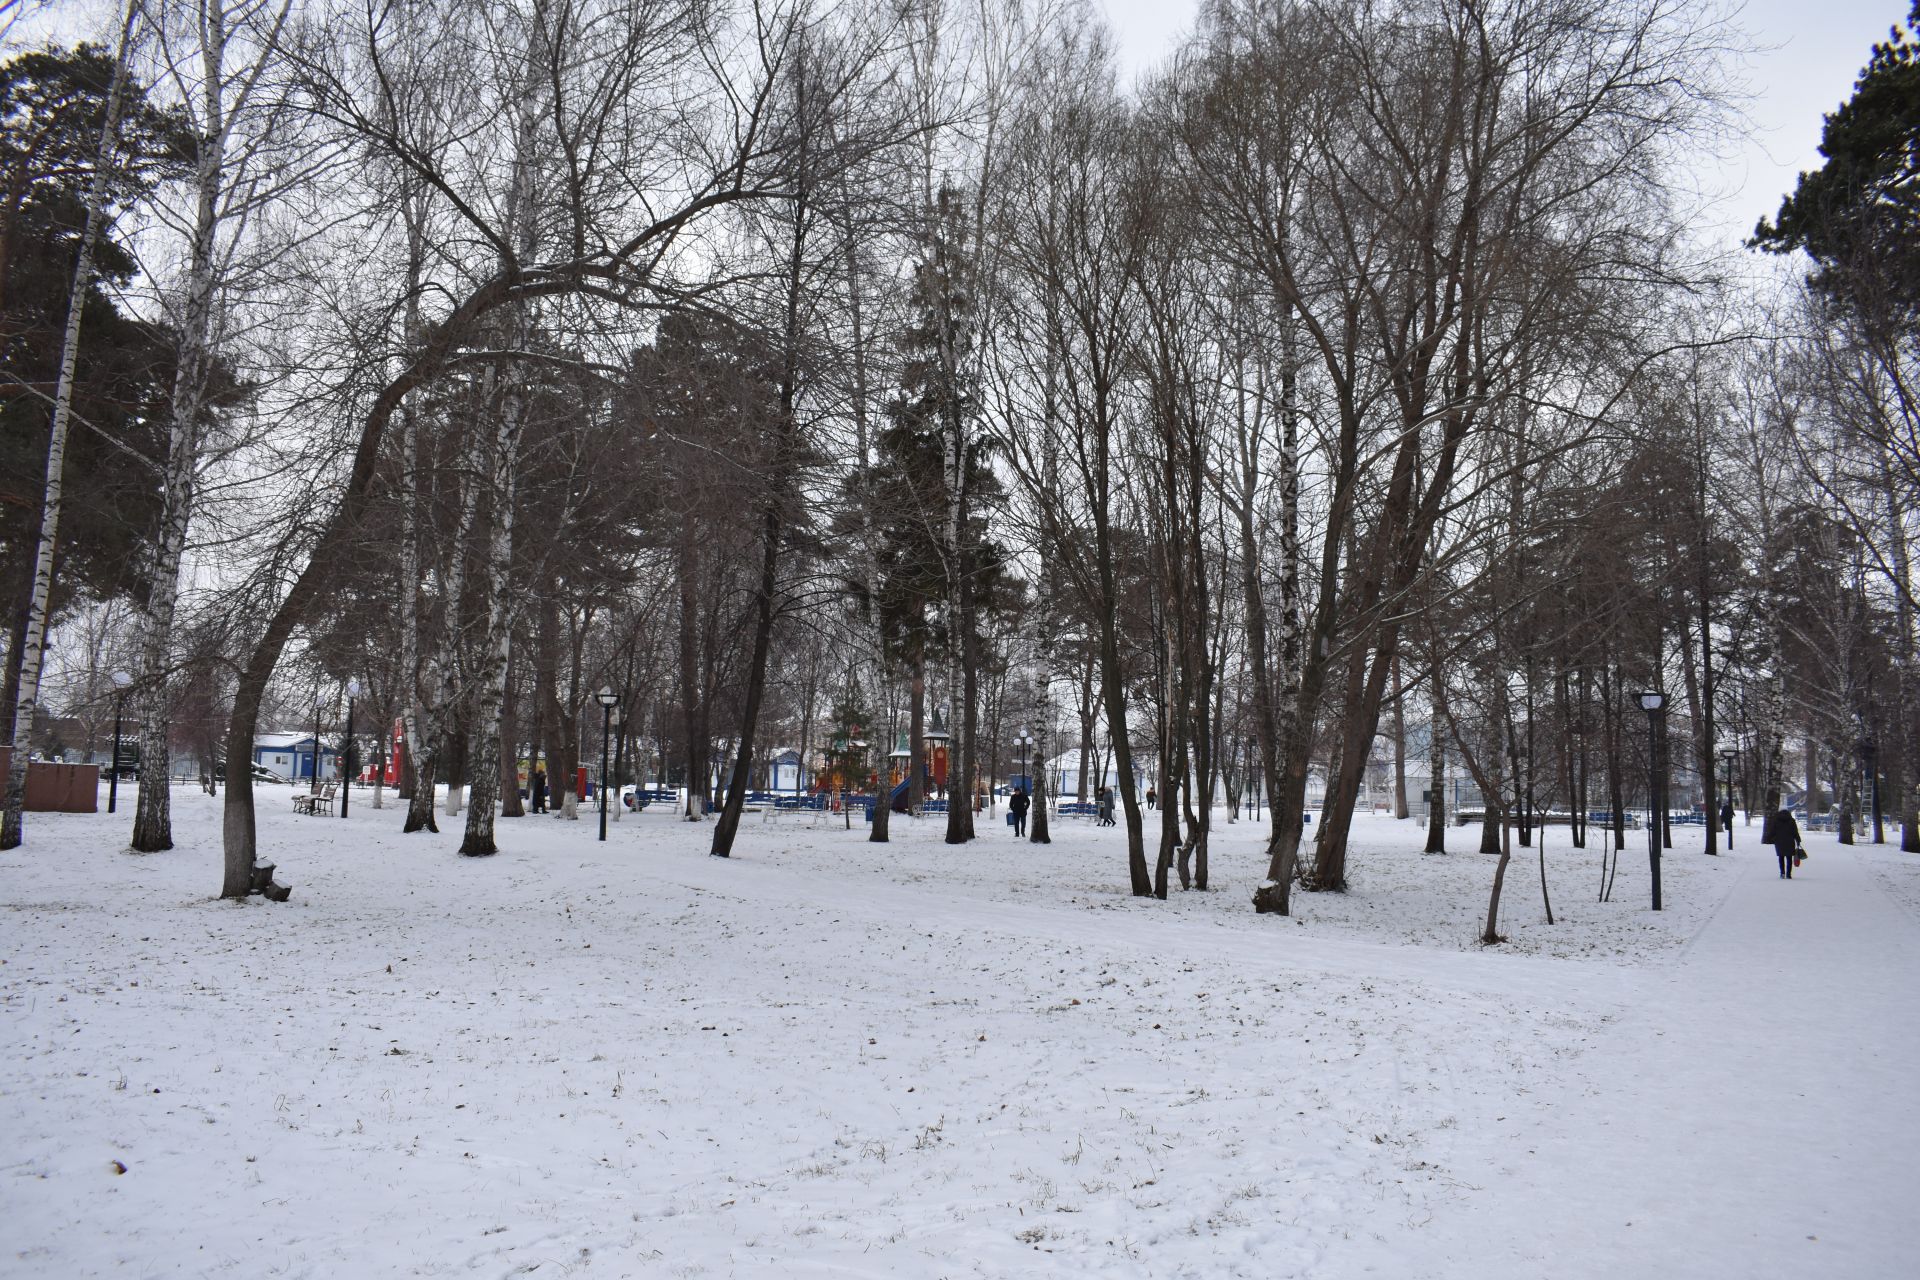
423,413,487,826
1,7,136,851
396,180,434,831
459,386,526,854
132,0,276,852
458,34,541,856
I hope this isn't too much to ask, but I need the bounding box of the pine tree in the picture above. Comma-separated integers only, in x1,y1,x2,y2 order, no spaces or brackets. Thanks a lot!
820,685,872,795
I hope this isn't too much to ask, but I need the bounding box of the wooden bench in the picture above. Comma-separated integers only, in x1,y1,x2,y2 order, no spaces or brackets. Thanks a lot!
293,782,337,817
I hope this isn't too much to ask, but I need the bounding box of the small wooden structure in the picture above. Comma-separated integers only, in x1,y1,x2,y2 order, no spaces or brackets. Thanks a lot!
0,749,100,812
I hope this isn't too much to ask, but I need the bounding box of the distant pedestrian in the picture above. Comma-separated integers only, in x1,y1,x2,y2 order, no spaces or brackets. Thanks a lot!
1770,802,1801,879
1719,798,1735,833
531,767,548,814
1097,786,1115,826
1145,786,1158,811
1009,786,1030,837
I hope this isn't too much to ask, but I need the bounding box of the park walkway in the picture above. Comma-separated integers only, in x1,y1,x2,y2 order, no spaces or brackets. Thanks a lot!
1391,838,1920,1278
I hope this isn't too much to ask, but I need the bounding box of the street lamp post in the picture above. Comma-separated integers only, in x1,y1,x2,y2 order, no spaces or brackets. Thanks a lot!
107,670,132,813
1250,738,1263,822
1635,691,1666,911
342,679,361,819
1569,721,1586,849
311,693,325,796
1245,737,1256,822
595,688,619,842
1719,748,1736,848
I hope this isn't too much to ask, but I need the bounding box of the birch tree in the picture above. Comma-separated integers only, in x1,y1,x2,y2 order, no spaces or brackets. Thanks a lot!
2,6,136,851
126,0,295,852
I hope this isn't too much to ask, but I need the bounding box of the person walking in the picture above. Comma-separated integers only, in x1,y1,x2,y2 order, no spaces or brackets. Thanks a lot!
1097,786,1114,826
1009,786,1030,837
1145,785,1158,811
531,766,549,814
1770,801,1802,878
1719,797,1735,839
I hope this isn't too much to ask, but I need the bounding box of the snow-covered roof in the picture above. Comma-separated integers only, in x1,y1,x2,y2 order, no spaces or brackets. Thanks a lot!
255,732,333,751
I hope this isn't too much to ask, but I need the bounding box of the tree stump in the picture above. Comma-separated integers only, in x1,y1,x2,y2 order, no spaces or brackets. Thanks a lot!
249,862,292,902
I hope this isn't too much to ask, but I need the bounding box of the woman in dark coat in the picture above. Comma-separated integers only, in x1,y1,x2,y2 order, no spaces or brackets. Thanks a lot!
1770,803,1801,878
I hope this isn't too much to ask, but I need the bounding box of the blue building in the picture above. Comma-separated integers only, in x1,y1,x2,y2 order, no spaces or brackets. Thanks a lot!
253,732,338,783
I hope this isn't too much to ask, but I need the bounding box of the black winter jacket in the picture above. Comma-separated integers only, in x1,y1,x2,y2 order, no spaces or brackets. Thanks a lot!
1769,809,1801,852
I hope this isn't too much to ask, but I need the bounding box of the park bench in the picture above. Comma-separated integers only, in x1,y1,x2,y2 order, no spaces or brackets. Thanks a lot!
293,782,336,817
764,794,830,823
1057,801,1098,818
1454,809,1640,830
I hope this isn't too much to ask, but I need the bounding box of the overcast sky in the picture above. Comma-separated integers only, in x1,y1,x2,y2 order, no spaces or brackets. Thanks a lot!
1097,0,1909,251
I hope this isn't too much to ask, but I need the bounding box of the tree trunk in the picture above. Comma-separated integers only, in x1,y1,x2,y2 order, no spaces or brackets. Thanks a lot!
1,8,133,851
909,652,926,814
1392,654,1409,819
459,344,528,855
711,491,783,858
1425,651,1448,854
1029,679,1051,846
132,32,239,852
677,524,705,820
1252,344,1308,912
499,654,523,819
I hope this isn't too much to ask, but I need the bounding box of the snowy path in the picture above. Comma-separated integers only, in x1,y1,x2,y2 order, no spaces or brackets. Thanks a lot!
1392,842,1920,1278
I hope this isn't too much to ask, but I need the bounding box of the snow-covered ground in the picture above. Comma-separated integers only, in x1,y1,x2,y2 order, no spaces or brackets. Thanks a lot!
3,789,1914,1278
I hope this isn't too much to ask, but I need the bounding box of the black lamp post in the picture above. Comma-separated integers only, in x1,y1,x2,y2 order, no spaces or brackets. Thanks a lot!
595,687,619,842
1635,691,1666,911
107,669,131,813
1251,738,1264,822
1719,748,1736,848
1245,737,1256,821
311,692,325,796
341,679,360,818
